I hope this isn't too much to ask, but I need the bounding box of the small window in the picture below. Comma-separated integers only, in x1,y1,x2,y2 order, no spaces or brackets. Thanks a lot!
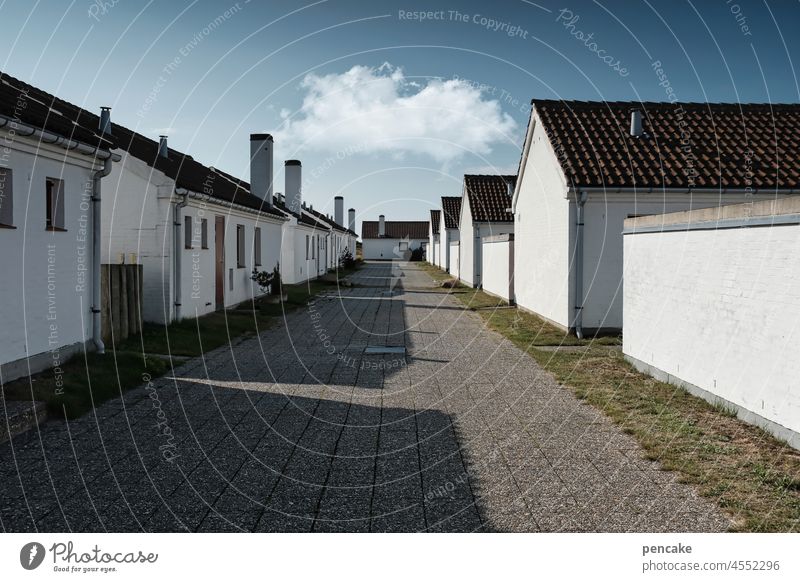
236,224,245,267
305,235,310,260
254,227,262,266
201,218,208,249
0,168,12,227
184,215,193,249
45,177,65,231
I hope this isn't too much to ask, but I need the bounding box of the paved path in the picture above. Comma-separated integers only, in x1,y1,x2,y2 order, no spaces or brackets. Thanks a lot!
0,261,729,532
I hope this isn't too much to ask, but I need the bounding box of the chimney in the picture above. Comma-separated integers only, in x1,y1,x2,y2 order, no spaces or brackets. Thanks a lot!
158,135,169,158
348,208,356,232
250,133,274,206
378,214,385,237
285,160,302,213
276,192,285,206
505,178,514,198
334,196,344,226
630,110,643,137
99,107,111,135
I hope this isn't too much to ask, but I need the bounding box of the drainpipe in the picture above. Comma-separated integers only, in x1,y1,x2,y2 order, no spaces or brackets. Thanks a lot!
574,190,588,339
91,156,114,353
173,189,189,321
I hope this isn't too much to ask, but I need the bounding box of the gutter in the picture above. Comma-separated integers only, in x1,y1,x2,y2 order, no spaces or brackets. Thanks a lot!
574,190,588,340
0,114,115,160
173,188,189,321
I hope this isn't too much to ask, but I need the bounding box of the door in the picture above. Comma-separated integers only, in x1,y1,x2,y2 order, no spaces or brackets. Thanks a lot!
215,216,225,309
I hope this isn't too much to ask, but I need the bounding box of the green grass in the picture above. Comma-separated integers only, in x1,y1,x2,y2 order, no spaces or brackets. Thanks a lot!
2,352,170,420
423,262,800,532
5,263,363,420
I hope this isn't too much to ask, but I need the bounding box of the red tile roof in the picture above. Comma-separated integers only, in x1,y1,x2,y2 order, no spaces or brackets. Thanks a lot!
533,100,800,191
361,221,429,239
464,175,516,223
441,196,462,229
430,210,441,234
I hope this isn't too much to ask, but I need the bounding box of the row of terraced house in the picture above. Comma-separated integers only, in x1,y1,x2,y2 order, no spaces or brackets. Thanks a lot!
429,99,800,449
0,71,356,382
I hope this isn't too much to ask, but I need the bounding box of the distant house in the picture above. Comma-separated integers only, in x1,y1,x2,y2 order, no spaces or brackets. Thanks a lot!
511,99,796,335
0,72,118,381
429,209,441,267
103,130,287,324
439,196,461,274
458,175,516,288
361,216,429,260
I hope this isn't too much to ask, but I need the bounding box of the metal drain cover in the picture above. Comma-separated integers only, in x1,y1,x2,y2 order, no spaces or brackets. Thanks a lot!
364,346,406,355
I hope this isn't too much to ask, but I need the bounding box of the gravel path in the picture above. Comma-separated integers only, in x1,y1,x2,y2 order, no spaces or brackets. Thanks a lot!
0,261,729,532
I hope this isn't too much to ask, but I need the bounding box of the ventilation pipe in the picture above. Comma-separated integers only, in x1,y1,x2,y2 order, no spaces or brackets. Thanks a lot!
99,107,111,135
250,134,273,206
378,214,385,237
158,135,169,158
574,191,588,339
630,110,643,137
348,208,356,232
285,160,302,214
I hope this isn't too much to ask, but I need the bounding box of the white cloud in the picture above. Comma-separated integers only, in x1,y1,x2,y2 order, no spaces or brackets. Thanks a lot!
275,64,517,164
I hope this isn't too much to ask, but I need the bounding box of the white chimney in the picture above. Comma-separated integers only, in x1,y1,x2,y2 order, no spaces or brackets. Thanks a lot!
250,133,273,206
285,160,302,213
158,135,168,158
630,110,643,137
378,214,385,237
348,208,356,232
334,196,344,226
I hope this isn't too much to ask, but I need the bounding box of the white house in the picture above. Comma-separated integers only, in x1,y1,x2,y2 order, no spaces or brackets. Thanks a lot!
361,216,428,260
102,130,287,324
439,196,461,273
0,72,118,381
511,99,786,336
457,174,516,288
429,209,441,266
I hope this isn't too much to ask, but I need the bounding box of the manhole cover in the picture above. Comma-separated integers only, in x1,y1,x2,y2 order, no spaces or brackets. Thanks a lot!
364,346,406,355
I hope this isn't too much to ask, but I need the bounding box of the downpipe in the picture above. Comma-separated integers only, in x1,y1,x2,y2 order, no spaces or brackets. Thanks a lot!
91,156,114,353
574,190,588,340
173,189,189,321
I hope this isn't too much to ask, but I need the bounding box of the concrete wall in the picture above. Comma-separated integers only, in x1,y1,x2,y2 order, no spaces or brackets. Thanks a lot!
362,238,425,260
0,132,99,377
623,197,800,447
449,240,460,280
481,234,514,302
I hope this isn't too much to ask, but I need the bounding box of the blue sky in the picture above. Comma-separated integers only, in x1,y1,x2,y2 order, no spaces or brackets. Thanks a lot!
2,0,798,223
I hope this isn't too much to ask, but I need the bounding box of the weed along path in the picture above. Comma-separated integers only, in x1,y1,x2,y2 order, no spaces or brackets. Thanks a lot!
0,261,728,532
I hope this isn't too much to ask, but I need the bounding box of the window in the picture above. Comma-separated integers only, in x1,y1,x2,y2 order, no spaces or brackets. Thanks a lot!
254,227,262,266
184,215,193,249
312,235,315,259
0,168,12,227
45,178,65,231
236,224,245,267
201,218,208,249
305,235,310,260
399,242,409,251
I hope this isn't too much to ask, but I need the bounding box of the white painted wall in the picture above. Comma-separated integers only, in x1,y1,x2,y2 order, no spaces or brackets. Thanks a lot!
449,241,460,281
0,132,100,368
623,215,800,443
481,235,514,302
362,238,425,260
441,226,459,273
512,116,572,328
459,196,476,286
